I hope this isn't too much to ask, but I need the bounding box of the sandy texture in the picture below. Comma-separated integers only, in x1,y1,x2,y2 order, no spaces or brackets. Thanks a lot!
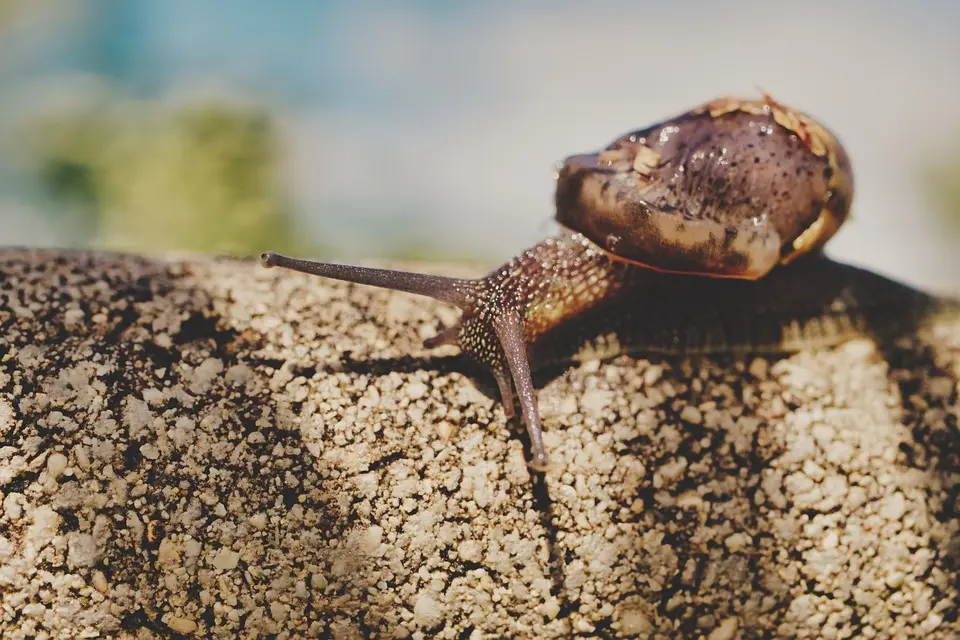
0,248,958,639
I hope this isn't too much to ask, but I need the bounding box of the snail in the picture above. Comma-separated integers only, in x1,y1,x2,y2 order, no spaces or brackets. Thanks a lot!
261,94,952,472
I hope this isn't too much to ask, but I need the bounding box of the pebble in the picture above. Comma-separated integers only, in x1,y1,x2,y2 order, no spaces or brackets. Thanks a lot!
680,405,702,424
881,492,907,521
360,525,383,555
676,490,704,510
618,607,652,634
413,594,442,627
825,441,854,467
46,452,68,478
538,598,561,619
785,472,815,495
926,377,953,400
821,475,848,501
406,381,428,400
92,570,109,593
708,616,739,640
581,389,613,417
822,532,839,550
225,364,254,386
556,395,579,417
67,533,100,569
140,443,160,461
4,494,24,521
643,365,663,386
270,602,289,622
167,616,198,634
802,459,825,481
748,358,769,379
142,388,164,406
885,571,905,589
212,548,240,571
64,307,85,324
435,421,457,442
811,423,835,445
158,538,180,566
458,540,482,563
184,538,202,559
575,618,595,633
724,533,751,553
654,457,688,486
920,613,943,632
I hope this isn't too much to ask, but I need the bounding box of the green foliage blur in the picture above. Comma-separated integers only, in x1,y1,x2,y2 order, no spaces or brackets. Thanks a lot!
923,147,960,233
0,0,27,29
26,99,314,257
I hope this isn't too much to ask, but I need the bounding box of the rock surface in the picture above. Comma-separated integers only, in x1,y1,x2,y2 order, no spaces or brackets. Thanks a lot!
0,248,958,639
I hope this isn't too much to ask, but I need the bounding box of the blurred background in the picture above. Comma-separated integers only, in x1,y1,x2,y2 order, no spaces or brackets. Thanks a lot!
1,0,958,287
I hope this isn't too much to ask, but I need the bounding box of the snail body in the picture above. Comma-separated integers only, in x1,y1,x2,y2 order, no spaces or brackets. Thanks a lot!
261,95,948,472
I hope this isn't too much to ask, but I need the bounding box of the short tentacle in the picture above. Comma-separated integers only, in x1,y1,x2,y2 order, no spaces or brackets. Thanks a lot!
494,368,516,420
423,324,461,349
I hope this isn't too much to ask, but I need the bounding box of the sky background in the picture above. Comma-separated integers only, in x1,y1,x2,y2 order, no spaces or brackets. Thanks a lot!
1,0,958,288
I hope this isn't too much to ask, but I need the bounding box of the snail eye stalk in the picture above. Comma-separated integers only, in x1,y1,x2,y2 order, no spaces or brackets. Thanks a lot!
260,252,477,308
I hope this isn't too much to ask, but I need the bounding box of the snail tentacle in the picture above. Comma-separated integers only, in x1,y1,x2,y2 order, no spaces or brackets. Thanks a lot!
260,251,477,308
494,309,549,471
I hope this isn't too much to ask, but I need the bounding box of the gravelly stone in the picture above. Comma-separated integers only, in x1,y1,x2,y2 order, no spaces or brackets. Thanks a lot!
0,248,958,639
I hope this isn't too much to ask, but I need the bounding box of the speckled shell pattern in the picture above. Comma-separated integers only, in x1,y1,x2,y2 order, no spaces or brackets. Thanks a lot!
554,98,853,279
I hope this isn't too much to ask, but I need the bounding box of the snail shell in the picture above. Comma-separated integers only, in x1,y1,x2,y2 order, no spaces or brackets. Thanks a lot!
555,96,854,279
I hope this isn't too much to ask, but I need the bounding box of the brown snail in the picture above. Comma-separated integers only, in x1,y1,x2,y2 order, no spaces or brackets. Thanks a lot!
261,94,948,472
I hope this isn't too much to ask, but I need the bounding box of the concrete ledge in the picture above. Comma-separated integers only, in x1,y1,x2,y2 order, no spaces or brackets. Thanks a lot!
0,249,958,638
